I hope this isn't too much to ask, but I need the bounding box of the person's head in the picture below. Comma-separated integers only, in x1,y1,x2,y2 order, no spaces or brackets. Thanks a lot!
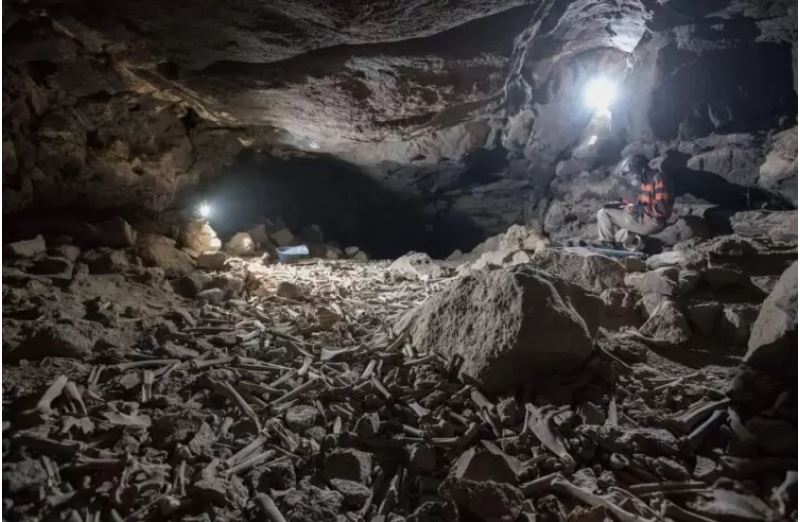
624,154,649,182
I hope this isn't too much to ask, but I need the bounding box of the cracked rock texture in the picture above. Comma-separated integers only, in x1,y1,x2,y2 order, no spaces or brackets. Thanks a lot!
408,265,593,394
2,0,797,250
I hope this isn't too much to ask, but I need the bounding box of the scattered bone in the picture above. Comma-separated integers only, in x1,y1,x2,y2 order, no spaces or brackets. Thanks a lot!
254,493,288,522
35,375,69,415
2,245,793,521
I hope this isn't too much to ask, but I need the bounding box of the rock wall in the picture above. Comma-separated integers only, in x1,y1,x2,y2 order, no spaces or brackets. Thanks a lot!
3,0,797,250
2,8,247,216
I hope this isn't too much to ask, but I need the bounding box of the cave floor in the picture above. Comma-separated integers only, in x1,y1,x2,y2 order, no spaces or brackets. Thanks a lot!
1,257,788,521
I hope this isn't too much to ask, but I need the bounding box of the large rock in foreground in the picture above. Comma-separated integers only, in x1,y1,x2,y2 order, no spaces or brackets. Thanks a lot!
408,266,592,394
745,261,797,376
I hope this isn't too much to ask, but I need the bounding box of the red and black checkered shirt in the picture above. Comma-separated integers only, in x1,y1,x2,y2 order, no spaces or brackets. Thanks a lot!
637,171,674,222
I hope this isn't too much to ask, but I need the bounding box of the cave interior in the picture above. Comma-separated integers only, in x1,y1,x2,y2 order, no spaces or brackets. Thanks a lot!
2,0,798,520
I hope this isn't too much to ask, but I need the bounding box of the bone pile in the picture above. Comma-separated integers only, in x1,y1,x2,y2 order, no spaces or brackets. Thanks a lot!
2,238,797,521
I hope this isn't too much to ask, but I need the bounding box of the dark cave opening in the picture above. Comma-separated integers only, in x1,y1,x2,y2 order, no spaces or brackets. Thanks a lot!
190,152,489,259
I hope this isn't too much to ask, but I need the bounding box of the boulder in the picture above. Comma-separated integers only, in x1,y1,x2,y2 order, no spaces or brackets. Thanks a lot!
745,261,797,375
50,244,81,262
389,252,445,279
624,267,678,297
270,227,295,247
686,136,762,187
645,249,705,270
529,248,625,294
15,323,94,360
82,248,129,274
443,480,522,522
6,235,46,258
196,251,227,270
758,126,797,205
408,265,592,394
407,444,437,472
324,449,372,485
137,234,195,277
638,293,664,317
439,447,523,521
281,480,344,522
597,288,641,331
93,216,137,247
497,224,549,253
640,300,691,344
463,249,509,273
208,274,244,298
276,281,302,300
620,257,646,273
301,224,324,244
246,224,270,246
750,275,779,295
730,210,798,243
652,216,711,246
686,302,722,336
173,271,212,298
285,405,319,432
324,246,342,260
719,304,760,347
223,232,256,256
181,219,221,255
329,479,371,509
450,447,517,484
677,270,702,295
344,246,369,261
2,460,48,495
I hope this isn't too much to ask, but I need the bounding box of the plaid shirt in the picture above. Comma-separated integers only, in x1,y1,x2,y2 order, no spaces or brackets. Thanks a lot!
635,171,674,222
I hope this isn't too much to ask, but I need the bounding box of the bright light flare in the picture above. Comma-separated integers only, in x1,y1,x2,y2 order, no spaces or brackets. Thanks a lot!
197,202,212,218
308,141,320,150
583,77,618,113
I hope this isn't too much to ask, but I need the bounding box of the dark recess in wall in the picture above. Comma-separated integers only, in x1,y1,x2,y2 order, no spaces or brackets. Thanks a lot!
662,151,795,210
649,42,796,139
195,152,488,259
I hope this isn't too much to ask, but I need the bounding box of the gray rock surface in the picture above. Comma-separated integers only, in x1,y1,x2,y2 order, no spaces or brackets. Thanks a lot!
137,234,195,277
759,126,798,205
408,265,592,394
528,248,626,294
640,299,691,344
745,261,798,375
182,220,222,255
324,449,372,485
196,251,227,270
730,210,798,242
624,267,679,297
6,235,46,258
224,232,256,256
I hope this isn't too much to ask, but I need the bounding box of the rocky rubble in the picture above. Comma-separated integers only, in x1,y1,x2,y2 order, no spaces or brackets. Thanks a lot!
2,215,797,522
